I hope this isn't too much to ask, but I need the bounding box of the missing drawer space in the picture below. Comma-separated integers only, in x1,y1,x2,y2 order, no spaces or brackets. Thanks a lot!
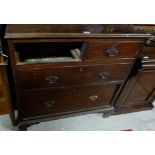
14,42,85,64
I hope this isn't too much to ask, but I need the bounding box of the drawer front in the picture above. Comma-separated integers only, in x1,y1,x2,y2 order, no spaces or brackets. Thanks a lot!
20,84,118,118
17,63,132,89
87,41,143,60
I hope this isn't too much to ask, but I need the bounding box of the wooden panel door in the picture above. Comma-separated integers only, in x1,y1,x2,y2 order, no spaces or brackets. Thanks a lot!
115,61,155,113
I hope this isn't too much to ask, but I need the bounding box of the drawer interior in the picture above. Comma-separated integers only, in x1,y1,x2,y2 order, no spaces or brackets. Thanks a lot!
14,42,85,64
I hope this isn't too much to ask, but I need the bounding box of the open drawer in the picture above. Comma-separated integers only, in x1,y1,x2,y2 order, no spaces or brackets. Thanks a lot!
14,42,86,64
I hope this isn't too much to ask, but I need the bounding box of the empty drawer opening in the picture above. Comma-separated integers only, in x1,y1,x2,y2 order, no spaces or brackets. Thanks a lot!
14,42,85,64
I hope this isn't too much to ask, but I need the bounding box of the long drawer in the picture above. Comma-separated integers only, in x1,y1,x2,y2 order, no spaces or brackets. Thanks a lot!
87,40,143,60
20,84,118,119
17,63,132,89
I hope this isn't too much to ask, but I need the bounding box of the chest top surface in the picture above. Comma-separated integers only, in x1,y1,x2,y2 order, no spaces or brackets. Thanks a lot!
5,24,155,39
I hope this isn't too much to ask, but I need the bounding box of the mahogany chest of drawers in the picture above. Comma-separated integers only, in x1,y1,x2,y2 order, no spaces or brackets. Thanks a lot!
4,24,155,130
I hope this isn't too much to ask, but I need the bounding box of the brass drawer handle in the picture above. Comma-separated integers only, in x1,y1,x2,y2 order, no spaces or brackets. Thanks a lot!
45,75,59,84
105,48,119,57
44,101,55,107
89,95,98,101
98,72,110,79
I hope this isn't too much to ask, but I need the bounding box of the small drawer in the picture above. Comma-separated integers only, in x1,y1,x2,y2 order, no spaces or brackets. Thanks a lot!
87,40,143,60
17,63,132,89
20,84,118,118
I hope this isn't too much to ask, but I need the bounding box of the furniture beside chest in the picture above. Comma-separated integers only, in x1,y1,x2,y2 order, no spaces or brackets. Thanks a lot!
0,25,13,119
5,24,155,130
115,42,155,113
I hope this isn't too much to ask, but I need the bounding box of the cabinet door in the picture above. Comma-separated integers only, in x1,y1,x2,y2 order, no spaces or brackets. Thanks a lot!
115,62,155,113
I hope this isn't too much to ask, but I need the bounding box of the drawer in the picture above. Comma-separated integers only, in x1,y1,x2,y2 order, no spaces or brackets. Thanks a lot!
87,40,143,60
20,84,118,118
17,63,132,89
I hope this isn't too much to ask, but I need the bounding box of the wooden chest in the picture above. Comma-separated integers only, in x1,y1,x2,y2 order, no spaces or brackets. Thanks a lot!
4,24,155,130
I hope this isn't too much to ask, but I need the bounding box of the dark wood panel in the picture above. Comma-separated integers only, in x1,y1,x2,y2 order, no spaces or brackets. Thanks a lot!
0,66,8,113
20,84,118,119
17,63,132,89
0,65,12,114
126,70,155,103
0,28,11,114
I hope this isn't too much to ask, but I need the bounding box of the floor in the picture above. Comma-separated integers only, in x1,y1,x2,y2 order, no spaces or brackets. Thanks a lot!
0,102,155,131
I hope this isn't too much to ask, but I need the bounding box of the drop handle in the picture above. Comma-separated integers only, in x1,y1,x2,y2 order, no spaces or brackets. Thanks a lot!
98,72,110,79
105,48,119,57
89,95,98,101
45,75,59,84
